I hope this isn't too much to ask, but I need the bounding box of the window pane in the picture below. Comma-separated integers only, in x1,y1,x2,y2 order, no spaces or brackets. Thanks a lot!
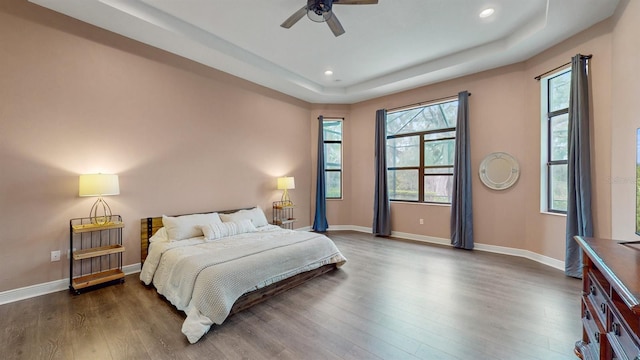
424,130,455,141
387,101,458,136
549,71,571,112
549,164,568,211
325,171,341,198
324,143,341,169
386,99,458,204
424,175,453,203
542,69,570,213
323,121,342,141
388,169,418,201
424,139,455,166
387,136,419,167
424,167,453,175
550,113,568,161
323,119,342,199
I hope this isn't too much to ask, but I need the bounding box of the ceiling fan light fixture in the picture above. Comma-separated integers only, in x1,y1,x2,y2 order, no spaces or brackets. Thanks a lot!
307,0,333,23
307,8,333,22
281,0,377,36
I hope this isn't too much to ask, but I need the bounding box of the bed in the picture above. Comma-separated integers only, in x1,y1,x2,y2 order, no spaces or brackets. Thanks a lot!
139,207,347,343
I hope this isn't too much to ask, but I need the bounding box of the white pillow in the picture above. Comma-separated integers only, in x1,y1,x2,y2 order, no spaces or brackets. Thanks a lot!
162,213,222,241
149,227,169,243
219,206,269,228
201,219,257,241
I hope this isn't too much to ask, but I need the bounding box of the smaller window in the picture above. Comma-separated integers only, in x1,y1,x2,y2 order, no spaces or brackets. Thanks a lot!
541,69,570,213
323,119,343,199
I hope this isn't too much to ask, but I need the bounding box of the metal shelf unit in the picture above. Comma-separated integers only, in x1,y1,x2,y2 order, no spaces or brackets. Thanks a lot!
69,216,125,293
272,201,297,229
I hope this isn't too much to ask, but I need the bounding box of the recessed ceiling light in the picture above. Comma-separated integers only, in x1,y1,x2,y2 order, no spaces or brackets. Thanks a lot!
479,8,495,18
324,70,333,76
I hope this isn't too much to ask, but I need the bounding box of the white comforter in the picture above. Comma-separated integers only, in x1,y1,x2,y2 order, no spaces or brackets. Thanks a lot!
140,226,346,343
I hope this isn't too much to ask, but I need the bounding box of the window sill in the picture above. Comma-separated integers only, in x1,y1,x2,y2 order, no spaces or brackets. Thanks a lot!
391,201,451,207
540,211,566,217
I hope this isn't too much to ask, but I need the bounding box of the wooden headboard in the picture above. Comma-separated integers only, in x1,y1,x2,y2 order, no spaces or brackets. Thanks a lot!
140,208,254,264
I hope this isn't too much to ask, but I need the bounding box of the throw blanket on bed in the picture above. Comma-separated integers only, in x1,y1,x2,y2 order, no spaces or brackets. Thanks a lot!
140,226,346,343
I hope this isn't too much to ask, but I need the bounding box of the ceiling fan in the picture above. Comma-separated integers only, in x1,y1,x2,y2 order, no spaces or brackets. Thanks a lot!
281,0,379,37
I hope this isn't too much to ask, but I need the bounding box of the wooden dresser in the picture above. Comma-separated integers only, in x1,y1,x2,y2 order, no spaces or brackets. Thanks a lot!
574,236,640,360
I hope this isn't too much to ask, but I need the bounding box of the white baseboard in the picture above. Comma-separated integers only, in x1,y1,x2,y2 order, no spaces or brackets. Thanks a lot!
0,226,566,305
0,263,141,306
123,263,142,275
329,224,372,233
324,226,565,272
473,243,564,271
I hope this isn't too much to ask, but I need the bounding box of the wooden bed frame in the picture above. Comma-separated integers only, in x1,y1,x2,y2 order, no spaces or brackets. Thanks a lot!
139,210,339,317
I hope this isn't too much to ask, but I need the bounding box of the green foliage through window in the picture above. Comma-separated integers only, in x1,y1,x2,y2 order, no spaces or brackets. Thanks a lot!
386,99,458,203
323,119,342,199
543,69,570,213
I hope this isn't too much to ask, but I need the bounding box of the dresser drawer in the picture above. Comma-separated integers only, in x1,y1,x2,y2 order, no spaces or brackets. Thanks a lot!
582,296,605,353
587,273,609,325
608,310,640,360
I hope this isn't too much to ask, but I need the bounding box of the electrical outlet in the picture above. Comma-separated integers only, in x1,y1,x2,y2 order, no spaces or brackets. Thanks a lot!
51,250,61,262
419,218,424,225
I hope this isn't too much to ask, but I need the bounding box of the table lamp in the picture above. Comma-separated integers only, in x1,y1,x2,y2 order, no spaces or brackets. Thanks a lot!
79,173,120,225
277,176,295,205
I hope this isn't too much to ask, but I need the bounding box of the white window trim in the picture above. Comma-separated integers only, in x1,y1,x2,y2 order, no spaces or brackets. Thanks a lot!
539,68,569,216
324,118,343,200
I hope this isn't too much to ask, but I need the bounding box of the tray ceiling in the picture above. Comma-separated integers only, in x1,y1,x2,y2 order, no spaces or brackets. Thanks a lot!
29,0,619,104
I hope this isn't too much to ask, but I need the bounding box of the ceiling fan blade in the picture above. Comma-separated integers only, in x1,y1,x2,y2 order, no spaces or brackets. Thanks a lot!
281,5,308,29
326,12,345,37
333,0,378,4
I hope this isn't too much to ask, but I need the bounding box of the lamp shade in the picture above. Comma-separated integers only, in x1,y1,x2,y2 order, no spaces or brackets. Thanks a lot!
79,174,120,197
277,176,295,190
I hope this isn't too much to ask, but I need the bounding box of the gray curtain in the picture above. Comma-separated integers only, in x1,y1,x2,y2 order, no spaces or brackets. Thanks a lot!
373,109,391,236
313,115,329,232
451,91,474,249
565,54,593,278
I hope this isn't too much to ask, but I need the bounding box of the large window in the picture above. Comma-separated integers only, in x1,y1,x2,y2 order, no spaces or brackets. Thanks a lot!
323,119,343,199
541,69,571,213
386,99,458,203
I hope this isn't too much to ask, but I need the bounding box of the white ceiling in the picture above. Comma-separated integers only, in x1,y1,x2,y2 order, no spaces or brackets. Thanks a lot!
29,0,619,104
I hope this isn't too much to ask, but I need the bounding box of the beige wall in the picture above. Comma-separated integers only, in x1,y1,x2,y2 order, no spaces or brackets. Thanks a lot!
611,0,640,240
335,13,619,259
346,65,532,250
523,19,614,256
0,0,311,292
1,0,638,294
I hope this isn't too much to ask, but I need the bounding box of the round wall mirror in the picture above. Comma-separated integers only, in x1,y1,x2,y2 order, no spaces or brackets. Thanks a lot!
479,152,520,190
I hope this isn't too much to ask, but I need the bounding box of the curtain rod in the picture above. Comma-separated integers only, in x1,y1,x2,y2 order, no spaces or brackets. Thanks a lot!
387,92,471,112
534,54,592,81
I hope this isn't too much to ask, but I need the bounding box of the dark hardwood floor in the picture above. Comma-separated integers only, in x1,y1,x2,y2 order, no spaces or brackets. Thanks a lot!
0,231,582,360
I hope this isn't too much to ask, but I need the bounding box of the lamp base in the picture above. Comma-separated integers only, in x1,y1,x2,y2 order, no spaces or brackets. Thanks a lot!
89,197,113,225
281,189,294,206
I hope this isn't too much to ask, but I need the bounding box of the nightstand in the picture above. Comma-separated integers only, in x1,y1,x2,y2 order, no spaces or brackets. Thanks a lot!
69,216,125,293
272,201,297,229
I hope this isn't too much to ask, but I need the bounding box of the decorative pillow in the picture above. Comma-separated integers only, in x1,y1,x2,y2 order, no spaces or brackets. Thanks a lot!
149,227,169,243
219,206,269,228
162,213,222,241
201,219,257,241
